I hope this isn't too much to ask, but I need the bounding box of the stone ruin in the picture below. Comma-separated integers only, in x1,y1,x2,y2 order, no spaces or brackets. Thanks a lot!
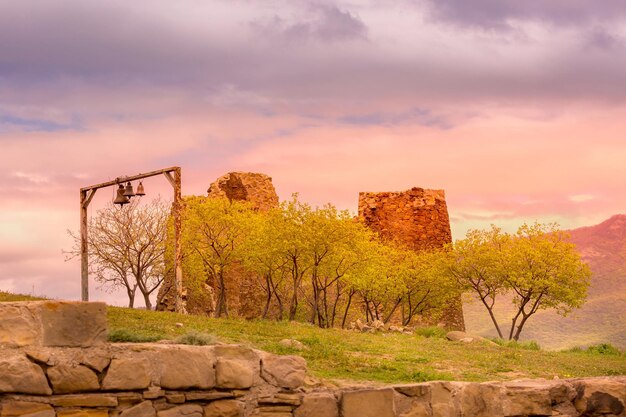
157,174,465,330
359,187,465,331
0,301,624,417
156,172,279,316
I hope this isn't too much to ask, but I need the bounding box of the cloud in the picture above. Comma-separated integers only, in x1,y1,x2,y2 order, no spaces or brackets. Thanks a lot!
251,3,368,43
421,0,626,30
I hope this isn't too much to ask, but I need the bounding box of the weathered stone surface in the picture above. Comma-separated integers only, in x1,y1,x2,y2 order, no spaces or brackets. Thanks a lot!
102,357,152,390
156,404,203,417
203,400,243,417
207,172,279,212
120,401,156,417
158,346,215,389
0,304,39,347
56,411,108,417
573,377,626,417
278,339,308,351
0,353,52,395
40,301,108,347
342,389,396,417
459,383,503,417
295,393,338,417
47,364,100,393
502,380,554,417
393,384,432,417
165,394,185,404
429,381,464,417
50,394,118,407
358,188,464,330
0,400,54,417
216,359,255,389
79,348,111,372
260,353,306,390
185,392,235,401
0,302,107,348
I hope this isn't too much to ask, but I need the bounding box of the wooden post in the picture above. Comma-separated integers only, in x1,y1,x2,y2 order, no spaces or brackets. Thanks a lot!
80,190,89,301
173,167,183,313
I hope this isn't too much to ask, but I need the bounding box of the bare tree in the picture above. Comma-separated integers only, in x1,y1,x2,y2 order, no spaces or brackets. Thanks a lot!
67,198,171,309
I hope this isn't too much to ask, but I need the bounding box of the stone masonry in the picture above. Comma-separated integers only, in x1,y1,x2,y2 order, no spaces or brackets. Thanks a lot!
0,301,624,417
157,172,279,315
358,187,465,331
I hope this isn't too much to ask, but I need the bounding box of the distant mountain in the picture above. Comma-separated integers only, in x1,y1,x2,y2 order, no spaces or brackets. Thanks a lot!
463,215,626,350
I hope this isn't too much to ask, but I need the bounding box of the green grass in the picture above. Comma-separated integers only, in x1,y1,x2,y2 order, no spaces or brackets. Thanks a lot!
2,292,624,384
105,306,626,384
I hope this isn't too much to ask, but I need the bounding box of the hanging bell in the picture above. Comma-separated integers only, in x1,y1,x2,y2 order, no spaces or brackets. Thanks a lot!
113,184,130,206
135,181,145,196
123,181,135,198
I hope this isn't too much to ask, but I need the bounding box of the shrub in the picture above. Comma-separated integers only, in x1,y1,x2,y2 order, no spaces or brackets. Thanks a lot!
108,329,162,343
174,331,217,346
414,326,447,339
491,338,541,351
586,344,622,355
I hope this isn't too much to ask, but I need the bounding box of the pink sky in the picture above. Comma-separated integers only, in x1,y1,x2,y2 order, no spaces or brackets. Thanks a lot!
1,1,625,306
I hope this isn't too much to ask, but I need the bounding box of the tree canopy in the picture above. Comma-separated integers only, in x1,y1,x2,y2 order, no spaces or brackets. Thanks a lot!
442,223,591,340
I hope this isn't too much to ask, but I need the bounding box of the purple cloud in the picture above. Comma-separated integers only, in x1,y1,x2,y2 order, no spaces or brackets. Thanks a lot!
422,0,626,29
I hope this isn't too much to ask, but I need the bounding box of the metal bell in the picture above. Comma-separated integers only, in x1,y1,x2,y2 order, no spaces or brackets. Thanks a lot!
114,184,130,206
135,181,145,196
123,181,135,198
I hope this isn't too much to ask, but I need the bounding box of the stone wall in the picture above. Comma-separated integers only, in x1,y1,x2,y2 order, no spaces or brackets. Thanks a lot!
157,172,278,316
207,172,279,213
0,302,624,417
358,187,465,331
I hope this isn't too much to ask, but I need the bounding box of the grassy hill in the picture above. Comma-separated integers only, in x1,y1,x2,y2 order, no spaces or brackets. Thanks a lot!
464,215,626,350
1,291,624,384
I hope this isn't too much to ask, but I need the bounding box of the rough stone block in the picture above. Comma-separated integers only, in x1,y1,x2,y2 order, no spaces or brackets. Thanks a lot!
295,393,338,417
40,301,107,347
216,358,255,389
121,401,156,417
573,377,626,416
102,357,152,391
158,346,215,390
260,353,307,389
156,404,203,417
56,411,109,417
0,400,55,417
203,400,243,417
50,394,118,407
503,380,553,417
459,383,503,417
0,304,39,346
429,381,464,417
0,353,52,395
0,301,107,348
341,389,395,417
47,364,100,393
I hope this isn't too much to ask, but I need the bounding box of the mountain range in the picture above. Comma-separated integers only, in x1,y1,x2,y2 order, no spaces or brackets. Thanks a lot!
463,215,626,350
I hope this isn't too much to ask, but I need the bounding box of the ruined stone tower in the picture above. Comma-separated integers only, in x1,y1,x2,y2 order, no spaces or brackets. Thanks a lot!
358,187,465,331
156,172,279,315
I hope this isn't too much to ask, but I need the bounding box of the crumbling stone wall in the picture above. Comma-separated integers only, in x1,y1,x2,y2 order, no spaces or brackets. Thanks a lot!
207,172,279,213
157,172,279,316
358,187,465,331
0,302,624,417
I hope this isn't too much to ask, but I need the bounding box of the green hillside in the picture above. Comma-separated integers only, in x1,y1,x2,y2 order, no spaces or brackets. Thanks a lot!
1,291,623,384
464,215,626,351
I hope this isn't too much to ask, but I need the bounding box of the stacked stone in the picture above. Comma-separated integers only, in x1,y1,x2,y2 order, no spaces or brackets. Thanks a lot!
358,187,465,331
157,172,279,317
0,302,624,417
358,188,452,252
207,172,279,213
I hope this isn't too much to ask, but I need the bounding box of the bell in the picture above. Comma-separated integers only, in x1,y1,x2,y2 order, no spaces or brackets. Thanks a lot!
123,181,135,198
113,184,130,206
135,181,145,197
